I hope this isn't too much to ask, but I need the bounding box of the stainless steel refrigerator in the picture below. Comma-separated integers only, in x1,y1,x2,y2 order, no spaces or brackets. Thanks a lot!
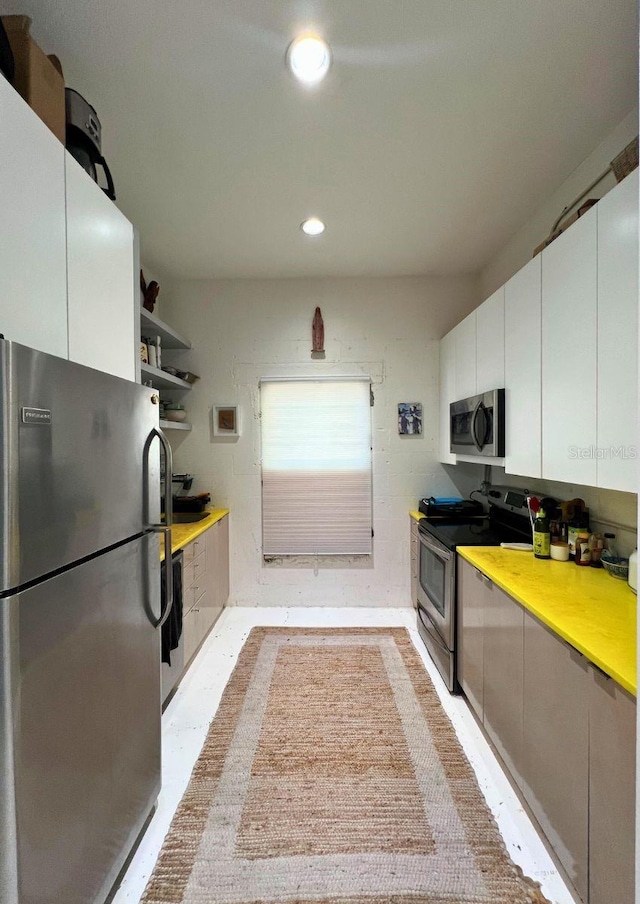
0,339,174,904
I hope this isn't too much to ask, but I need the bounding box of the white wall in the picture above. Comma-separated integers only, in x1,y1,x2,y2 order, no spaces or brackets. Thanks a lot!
480,107,638,299
163,275,479,606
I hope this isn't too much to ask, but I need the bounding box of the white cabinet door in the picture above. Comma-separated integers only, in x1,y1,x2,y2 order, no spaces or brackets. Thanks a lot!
453,311,476,399
66,154,136,381
0,79,68,358
596,171,638,492
541,209,597,485
438,331,456,463
505,256,542,478
475,287,504,394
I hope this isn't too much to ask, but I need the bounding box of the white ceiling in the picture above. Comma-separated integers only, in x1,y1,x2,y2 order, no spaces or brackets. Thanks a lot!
13,0,639,279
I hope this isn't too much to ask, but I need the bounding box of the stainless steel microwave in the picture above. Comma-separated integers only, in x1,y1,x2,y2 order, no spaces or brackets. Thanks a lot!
450,389,505,457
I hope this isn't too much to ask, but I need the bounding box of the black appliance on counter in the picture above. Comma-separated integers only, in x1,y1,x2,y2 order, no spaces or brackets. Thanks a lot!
65,88,116,199
416,487,531,693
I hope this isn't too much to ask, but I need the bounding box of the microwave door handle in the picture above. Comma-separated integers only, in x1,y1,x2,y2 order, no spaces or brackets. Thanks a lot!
471,400,489,451
471,400,483,451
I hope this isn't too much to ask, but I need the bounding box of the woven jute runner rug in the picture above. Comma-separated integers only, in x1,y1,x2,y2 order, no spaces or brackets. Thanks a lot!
142,627,550,903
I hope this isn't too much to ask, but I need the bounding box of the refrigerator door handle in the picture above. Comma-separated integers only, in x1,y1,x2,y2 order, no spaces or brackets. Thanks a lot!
143,426,174,628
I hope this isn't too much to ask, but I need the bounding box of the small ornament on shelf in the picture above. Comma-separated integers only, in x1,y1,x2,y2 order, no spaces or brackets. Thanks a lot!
140,269,160,313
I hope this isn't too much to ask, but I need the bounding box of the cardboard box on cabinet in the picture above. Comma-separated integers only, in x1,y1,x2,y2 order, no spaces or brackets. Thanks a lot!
1,15,65,143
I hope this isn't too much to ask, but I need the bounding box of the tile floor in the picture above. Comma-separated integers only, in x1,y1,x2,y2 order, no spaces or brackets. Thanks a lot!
111,606,577,904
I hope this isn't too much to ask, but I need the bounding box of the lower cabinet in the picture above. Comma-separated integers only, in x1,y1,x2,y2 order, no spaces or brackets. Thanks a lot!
410,519,418,607
521,612,589,902
457,556,635,904
162,515,230,704
457,559,484,719
588,669,636,904
482,576,523,788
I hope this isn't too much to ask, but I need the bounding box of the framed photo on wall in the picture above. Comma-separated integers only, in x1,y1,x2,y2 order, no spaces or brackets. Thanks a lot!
213,405,240,438
398,402,422,435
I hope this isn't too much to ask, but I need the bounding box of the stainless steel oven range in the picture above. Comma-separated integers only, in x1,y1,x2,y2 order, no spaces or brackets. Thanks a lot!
416,489,531,692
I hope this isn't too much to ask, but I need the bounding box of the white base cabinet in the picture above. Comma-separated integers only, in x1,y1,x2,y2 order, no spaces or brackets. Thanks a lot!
457,557,635,904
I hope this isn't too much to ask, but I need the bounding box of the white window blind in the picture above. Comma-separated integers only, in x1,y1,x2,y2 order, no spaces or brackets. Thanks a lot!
261,378,372,555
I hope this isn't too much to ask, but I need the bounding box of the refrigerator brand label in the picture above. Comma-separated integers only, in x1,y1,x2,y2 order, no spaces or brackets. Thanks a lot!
21,407,52,425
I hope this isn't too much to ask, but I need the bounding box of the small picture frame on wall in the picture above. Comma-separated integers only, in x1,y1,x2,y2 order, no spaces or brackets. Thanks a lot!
213,405,240,438
398,402,422,435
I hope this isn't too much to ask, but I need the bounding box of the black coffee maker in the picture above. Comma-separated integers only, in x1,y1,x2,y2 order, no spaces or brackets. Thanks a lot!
65,88,115,200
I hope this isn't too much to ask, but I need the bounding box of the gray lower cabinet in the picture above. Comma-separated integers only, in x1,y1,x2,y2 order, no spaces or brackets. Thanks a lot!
457,555,636,904
457,558,485,720
410,519,418,607
161,514,230,703
521,611,589,903
588,669,635,904
482,575,523,788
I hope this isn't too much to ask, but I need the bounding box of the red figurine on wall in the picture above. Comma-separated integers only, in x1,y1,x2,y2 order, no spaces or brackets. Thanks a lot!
312,307,324,352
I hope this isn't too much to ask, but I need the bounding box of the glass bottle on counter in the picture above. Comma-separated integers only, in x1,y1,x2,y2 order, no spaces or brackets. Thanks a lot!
568,511,590,558
533,509,551,559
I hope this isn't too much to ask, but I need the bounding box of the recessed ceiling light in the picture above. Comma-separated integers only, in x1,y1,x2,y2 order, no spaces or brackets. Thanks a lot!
301,217,326,236
286,35,331,85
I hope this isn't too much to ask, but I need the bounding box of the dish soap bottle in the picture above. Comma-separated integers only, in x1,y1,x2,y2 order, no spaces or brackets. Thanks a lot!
533,508,550,559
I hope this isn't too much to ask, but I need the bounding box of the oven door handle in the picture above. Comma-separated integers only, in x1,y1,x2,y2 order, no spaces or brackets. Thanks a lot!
417,605,451,655
418,530,453,562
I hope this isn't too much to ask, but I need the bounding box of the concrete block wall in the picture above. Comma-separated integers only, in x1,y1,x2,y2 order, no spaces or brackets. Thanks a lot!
163,275,479,606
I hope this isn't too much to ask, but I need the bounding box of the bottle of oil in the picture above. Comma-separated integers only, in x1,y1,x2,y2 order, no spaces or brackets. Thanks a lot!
533,508,551,559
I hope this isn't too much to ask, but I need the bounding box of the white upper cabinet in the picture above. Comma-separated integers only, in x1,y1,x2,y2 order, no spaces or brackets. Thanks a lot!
475,286,505,394
453,311,477,399
541,208,598,486
66,155,136,381
596,170,638,492
505,256,542,478
439,330,456,463
0,76,68,358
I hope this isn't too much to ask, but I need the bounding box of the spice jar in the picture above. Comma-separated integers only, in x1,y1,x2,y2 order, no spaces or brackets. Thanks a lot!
575,532,591,565
588,533,604,567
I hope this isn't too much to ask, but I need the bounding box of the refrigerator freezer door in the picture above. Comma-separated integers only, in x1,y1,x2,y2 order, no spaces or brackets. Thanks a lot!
0,534,161,904
0,340,160,593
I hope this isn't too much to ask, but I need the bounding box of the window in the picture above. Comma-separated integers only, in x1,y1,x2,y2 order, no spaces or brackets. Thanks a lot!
261,377,372,555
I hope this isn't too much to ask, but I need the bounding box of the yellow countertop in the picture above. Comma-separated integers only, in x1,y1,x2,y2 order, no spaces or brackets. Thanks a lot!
409,510,424,522
457,546,637,696
160,509,229,560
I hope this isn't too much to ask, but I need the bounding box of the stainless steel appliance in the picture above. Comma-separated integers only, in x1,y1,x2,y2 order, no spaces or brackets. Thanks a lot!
416,488,531,692
450,388,505,457
0,339,174,904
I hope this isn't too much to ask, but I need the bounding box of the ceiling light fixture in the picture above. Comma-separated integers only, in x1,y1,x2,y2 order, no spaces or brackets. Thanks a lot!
301,217,325,236
286,35,331,85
